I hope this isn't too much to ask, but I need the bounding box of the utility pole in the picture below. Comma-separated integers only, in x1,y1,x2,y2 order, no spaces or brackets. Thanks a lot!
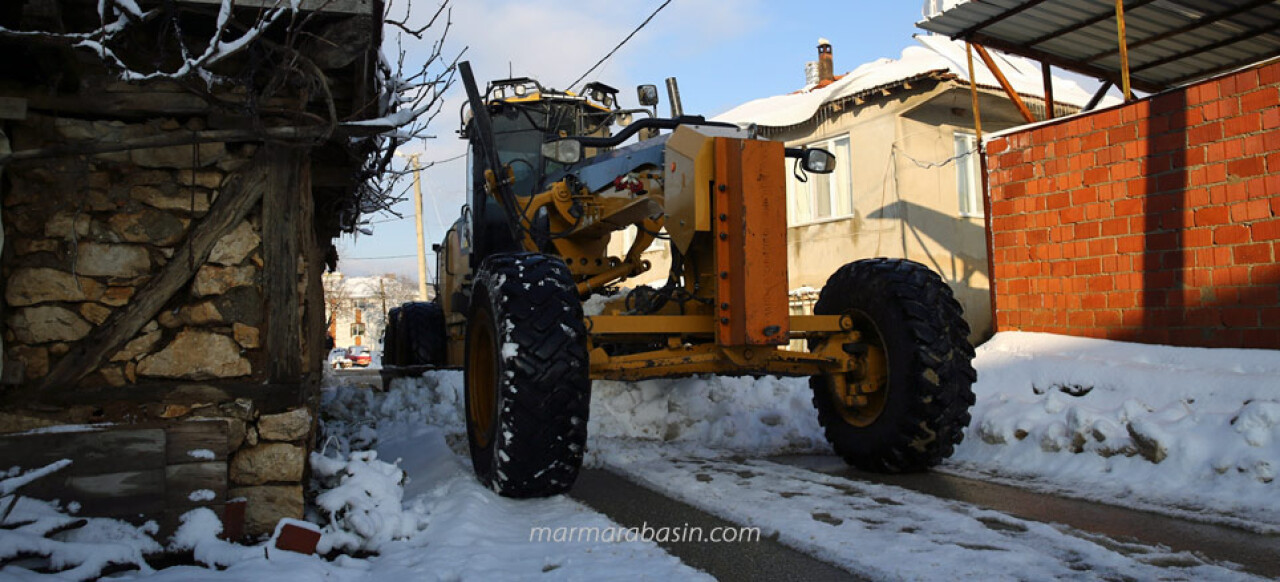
408,154,430,301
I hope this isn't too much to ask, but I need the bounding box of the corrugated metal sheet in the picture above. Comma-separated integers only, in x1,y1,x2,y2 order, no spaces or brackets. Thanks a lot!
918,0,1280,93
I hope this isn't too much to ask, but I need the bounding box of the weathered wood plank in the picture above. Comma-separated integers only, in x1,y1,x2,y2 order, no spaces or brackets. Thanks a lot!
165,421,229,465
0,429,165,475
38,149,275,390
301,156,326,381
0,97,27,120
165,462,227,509
263,147,307,382
42,469,167,519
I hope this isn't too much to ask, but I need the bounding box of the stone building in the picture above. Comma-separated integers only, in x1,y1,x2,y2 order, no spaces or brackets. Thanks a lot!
0,0,399,536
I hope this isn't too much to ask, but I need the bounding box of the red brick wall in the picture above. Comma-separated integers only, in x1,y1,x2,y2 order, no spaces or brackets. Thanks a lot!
986,61,1280,349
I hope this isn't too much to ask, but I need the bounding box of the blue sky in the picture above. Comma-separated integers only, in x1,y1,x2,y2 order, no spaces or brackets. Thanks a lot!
337,1,945,279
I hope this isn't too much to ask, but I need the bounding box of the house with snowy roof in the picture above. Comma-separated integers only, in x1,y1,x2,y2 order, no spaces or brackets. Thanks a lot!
626,36,1111,344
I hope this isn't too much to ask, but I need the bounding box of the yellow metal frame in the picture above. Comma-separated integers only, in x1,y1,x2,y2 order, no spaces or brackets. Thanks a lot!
585,314,858,381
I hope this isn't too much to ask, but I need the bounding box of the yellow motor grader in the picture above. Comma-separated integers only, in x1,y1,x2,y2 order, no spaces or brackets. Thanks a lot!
381,62,975,497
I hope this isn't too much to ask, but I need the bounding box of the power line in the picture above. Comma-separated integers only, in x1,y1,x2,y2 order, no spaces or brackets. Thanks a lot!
568,0,675,91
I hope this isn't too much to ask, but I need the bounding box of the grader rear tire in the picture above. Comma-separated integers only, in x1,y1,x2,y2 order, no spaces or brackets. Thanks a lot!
809,258,976,473
465,253,590,497
399,301,446,366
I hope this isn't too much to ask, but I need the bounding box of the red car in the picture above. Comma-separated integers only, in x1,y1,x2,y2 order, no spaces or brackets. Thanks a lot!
347,346,372,367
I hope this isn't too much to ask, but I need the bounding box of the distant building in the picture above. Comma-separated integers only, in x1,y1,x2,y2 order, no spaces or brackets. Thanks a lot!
324,272,421,350
614,37,1109,344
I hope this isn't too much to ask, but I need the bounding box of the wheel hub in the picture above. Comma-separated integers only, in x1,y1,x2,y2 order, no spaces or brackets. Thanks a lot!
826,311,890,427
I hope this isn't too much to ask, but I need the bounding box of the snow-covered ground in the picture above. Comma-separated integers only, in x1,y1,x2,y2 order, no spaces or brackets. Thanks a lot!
3,332,1275,580
949,332,1280,533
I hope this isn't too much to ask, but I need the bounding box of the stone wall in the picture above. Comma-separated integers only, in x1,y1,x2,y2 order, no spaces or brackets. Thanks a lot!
2,113,322,536
3,114,265,385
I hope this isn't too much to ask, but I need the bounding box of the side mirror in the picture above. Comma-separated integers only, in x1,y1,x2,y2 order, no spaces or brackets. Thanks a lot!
803,148,836,174
637,84,660,107
541,139,582,165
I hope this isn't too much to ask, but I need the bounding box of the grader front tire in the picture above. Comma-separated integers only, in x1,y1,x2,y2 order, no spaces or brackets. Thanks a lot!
464,253,590,498
809,258,976,473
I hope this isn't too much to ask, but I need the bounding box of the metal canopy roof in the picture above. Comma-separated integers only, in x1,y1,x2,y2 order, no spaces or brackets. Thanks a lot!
918,0,1280,94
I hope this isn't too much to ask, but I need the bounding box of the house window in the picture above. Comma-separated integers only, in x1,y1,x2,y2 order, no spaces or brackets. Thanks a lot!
350,322,365,338
788,135,851,225
955,132,983,217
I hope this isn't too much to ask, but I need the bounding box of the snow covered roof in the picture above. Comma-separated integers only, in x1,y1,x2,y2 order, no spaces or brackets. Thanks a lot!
715,36,1104,129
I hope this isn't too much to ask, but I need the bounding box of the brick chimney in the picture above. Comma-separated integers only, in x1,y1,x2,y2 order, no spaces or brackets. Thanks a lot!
817,38,834,86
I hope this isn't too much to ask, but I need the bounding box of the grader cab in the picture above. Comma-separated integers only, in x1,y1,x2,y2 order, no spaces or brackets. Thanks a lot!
381,62,976,497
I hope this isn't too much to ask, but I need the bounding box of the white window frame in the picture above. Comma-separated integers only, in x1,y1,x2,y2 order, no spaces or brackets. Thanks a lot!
955,131,984,218
787,135,852,226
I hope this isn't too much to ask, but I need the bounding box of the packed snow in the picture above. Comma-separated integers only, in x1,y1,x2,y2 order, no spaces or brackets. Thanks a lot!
3,331,1274,580
947,332,1280,533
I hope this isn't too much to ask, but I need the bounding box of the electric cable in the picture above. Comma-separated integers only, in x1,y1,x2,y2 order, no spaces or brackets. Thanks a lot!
568,0,675,92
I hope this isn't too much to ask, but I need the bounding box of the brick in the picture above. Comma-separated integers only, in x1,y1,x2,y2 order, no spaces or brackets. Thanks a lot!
1117,235,1144,253
1233,243,1272,264
1115,198,1144,217
1188,122,1223,146
1227,157,1265,179
1241,87,1278,113
1070,187,1098,205
1177,227,1208,248
1108,125,1137,145
1222,308,1258,327
1223,112,1262,138
1214,225,1250,245
1265,109,1280,130
1193,206,1229,226
1253,219,1280,242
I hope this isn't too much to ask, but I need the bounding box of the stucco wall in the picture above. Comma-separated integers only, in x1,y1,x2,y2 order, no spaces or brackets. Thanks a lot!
611,83,1038,344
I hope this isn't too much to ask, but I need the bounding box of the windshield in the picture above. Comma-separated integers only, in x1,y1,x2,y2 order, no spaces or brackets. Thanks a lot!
487,101,611,196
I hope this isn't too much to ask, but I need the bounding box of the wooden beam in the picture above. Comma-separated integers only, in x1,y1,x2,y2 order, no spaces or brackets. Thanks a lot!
968,32,1165,94
38,150,274,390
973,44,1036,124
0,124,384,165
967,43,984,143
1085,81,1114,112
263,147,307,382
1042,61,1055,120
0,97,26,120
1116,0,1133,101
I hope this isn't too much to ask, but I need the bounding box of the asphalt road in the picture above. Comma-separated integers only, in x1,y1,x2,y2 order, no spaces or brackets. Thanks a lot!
571,468,860,581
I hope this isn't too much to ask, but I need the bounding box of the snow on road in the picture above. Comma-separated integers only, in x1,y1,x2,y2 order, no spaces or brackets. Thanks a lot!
595,446,1257,580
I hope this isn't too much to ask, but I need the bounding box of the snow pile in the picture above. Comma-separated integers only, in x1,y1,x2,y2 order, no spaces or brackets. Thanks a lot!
305,373,707,580
167,508,261,569
590,375,827,457
1,463,160,580
950,332,1280,532
310,450,424,554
